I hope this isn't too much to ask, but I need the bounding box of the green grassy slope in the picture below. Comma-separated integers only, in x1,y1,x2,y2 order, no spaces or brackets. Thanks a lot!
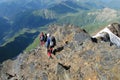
57,10,96,26
24,27,48,52
25,36,40,52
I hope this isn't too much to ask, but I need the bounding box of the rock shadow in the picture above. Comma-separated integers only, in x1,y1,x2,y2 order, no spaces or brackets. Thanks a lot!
58,63,71,70
52,46,64,55
91,37,98,43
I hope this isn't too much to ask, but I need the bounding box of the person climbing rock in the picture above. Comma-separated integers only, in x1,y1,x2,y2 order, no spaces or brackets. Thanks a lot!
40,32,45,46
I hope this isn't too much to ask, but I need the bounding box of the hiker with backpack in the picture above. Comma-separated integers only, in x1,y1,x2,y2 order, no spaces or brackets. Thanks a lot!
45,33,56,59
45,33,52,58
46,33,50,48
40,32,45,46
48,36,56,58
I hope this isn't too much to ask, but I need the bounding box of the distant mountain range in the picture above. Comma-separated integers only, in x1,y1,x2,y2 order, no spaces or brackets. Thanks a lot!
0,0,119,42
0,0,120,44
0,0,119,18
0,0,67,18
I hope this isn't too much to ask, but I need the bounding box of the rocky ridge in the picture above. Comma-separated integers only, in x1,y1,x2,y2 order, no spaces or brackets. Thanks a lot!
0,24,120,80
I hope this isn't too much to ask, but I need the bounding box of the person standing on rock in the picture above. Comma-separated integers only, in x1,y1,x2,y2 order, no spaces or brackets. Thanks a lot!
49,36,56,57
40,32,45,46
45,33,52,59
46,33,50,49
46,34,56,59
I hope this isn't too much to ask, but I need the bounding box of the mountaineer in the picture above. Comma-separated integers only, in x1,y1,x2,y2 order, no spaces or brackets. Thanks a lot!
40,32,45,46
46,34,56,59
45,33,51,58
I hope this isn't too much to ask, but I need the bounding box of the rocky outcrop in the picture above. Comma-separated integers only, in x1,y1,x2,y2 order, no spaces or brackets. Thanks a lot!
93,23,120,47
1,24,120,80
108,23,120,37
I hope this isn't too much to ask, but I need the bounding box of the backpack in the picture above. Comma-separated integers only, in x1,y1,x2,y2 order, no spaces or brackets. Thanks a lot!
44,34,47,42
50,36,56,47
50,40,53,46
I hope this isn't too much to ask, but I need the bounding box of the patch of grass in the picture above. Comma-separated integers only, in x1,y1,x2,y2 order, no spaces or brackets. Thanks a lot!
25,35,40,52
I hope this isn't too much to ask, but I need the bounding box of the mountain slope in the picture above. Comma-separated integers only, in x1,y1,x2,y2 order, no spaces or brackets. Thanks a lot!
13,11,56,29
0,0,67,18
56,7,120,29
0,25,120,80
0,31,39,62
49,1,79,14
0,17,11,45
73,0,106,9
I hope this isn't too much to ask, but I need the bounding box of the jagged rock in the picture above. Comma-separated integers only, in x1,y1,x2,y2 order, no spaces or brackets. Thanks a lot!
93,23,120,47
1,24,120,80
56,63,71,80
74,30,91,43
42,72,48,80
108,23,120,37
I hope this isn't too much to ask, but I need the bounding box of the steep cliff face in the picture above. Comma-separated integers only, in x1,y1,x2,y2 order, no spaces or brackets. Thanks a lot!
0,24,120,80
